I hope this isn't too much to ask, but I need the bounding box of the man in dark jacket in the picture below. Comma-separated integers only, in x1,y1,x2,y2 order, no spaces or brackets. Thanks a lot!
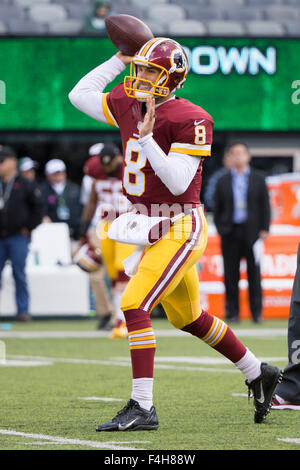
0,145,43,322
39,159,82,240
213,142,271,323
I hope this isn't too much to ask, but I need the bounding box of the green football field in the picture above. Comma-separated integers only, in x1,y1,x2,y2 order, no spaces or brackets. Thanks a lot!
0,317,299,452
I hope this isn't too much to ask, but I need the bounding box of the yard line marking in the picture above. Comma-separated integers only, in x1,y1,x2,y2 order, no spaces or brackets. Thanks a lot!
232,393,249,397
113,356,288,365
24,441,67,446
7,354,287,373
7,354,132,368
0,429,149,450
7,354,240,373
0,360,53,367
78,397,124,402
0,328,287,339
278,438,300,444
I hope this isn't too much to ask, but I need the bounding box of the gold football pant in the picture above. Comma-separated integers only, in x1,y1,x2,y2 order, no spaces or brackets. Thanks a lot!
121,206,208,329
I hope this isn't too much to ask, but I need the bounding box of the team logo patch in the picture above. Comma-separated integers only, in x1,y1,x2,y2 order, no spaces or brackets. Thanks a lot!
170,49,187,73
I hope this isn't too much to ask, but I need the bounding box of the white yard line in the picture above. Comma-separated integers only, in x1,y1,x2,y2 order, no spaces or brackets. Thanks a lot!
6,354,240,373
78,397,124,402
278,438,300,444
113,356,288,365
0,328,287,339
5,353,287,372
0,429,149,450
0,360,53,367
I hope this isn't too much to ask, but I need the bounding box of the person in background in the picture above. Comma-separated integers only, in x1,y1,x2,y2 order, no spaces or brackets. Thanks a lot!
213,142,271,324
0,145,43,322
80,143,104,207
80,143,135,339
18,157,38,183
40,159,82,241
82,0,111,35
78,142,115,331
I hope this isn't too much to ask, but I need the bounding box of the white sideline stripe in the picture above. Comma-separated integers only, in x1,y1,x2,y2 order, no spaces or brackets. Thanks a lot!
7,354,239,373
278,438,300,444
0,330,187,339
78,397,124,402
7,354,287,373
0,328,287,339
7,355,133,368
0,360,53,367
0,429,149,450
113,356,288,365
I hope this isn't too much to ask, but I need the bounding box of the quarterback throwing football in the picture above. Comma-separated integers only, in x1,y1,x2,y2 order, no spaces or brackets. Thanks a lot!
69,37,282,430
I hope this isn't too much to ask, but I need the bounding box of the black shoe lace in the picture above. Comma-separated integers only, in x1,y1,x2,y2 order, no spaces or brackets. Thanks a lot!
114,399,137,419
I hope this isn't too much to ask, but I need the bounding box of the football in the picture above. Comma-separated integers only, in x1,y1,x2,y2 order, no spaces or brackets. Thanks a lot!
105,14,154,56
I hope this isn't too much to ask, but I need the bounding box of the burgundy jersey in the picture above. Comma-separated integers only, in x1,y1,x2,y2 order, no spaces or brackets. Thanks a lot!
85,155,129,220
84,155,103,180
103,83,214,212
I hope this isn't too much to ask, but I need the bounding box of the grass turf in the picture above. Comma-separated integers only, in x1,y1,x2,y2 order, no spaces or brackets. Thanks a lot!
0,318,299,451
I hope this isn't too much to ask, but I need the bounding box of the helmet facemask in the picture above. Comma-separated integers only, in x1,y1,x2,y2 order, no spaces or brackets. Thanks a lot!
124,59,170,101
123,38,189,102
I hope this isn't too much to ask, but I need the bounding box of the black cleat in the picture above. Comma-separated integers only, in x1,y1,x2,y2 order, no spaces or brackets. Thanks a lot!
246,363,283,423
96,399,159,432
97,314,112,331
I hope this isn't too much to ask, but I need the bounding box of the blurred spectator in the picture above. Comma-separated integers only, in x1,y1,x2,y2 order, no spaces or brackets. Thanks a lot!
0,145,43,322
39,158,82,240
80,143,104,206
82,0,111,35
203,150,234,212
18,156,37,182
213,142,271,324
80,143,134,338
78,142,115,330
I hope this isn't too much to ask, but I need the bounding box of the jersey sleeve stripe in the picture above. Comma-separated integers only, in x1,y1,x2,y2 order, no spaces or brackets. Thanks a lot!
171,143,211,151
170,147,211,156
170,142,211,157
101,93,119,128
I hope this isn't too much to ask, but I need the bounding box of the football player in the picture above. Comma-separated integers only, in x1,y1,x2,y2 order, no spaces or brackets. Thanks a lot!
69,37,282,430
80,143,135,338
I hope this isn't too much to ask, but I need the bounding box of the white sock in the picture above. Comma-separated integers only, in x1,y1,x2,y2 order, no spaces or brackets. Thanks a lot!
234,348,262,382
131,378,153,411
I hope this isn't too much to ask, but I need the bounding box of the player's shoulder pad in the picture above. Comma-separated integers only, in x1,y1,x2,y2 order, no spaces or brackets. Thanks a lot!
107,82,134,106
167,98,214,126
106,82,135,122
85,156,105,179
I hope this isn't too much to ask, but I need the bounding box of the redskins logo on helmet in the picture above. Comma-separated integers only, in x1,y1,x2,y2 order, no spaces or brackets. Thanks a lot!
124,37,188,101
73,243,102,273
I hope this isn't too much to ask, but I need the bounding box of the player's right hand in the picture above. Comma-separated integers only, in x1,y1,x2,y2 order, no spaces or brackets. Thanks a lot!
116,51,135,66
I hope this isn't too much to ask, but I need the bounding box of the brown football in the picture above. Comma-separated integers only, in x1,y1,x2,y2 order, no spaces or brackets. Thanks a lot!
105,14,154,56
